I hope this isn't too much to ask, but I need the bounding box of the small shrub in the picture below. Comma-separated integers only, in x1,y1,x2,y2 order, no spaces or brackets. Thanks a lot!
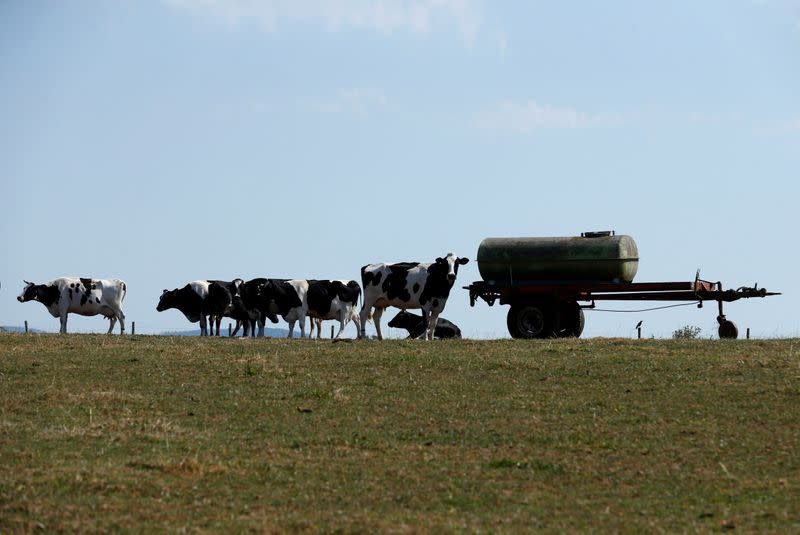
673,325,702,339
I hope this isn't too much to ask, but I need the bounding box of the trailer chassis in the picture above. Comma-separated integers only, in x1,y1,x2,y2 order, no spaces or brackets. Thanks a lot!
465,271,779,339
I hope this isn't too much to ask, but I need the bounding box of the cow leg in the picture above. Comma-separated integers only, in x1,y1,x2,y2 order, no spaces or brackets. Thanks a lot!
418,309,431,340
333,310,347,339
358,305,372,339
335,318,345,340
116,309,126,334
299,315,307,339
317,318,325,339
372,307,385,340
351,309,361,338
59,313,68,334
107,316,117,334
287,320,295,339
257,317,265,337
215,316,222,336
199,314,208,336
426,310,441,341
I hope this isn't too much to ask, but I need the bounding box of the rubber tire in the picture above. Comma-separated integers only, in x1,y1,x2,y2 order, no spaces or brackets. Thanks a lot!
506,307,522,338
507,303,557,339
558,302,585,338
718,320,739,339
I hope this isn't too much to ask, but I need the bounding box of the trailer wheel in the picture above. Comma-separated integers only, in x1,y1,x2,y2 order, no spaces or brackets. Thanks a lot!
718,319,739,339
506,308,522,338
558,302,585,338
507,304,557,339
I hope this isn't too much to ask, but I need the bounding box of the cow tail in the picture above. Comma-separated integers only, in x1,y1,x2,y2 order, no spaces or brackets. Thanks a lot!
120,281,127,302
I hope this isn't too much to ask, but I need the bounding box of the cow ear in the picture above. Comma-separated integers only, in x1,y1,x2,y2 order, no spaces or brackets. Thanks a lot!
458,257,469,265
436,257,445,264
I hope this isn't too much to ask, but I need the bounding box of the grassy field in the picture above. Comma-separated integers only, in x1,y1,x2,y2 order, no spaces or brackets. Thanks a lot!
1,334,798,533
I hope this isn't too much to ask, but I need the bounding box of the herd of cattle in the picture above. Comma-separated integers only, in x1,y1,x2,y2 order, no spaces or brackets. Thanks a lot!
15,253,468,340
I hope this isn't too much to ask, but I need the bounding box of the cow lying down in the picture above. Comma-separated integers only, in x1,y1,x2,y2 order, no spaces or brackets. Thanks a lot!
388,310,461,339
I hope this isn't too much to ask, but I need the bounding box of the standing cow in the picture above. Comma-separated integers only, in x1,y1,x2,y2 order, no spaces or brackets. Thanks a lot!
255,279,309,339
17,278,127,334
306,279,362,339
229,278,280,337
359,253,469,340
156,280,233,336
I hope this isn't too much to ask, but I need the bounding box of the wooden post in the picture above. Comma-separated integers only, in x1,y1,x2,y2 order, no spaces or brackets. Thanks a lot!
131,322,135,335
24,321,28,334
330,325,334,339
637,326,641,339
228,323,232,337
746,328,750,340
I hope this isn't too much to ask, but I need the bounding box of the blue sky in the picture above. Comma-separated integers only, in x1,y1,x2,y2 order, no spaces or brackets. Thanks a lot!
1,0,798,338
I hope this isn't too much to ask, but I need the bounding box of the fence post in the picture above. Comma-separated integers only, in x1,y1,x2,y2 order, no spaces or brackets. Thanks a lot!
330,325,334,339
131,322,135,335
746,328,750,340
228,323,232,337
25,320,28,334
637,326,641,339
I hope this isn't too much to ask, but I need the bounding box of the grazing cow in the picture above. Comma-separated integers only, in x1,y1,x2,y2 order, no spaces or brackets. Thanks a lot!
359,253,469,340
388,310,462,339
229,278,279,337
17,277,127,334
306,280,362,339
156,280,232,336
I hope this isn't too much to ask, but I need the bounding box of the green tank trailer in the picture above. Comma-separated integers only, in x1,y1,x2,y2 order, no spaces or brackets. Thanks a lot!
465,231,779,340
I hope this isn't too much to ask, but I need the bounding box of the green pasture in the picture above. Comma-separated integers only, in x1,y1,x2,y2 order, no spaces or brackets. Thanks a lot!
0,335,798,533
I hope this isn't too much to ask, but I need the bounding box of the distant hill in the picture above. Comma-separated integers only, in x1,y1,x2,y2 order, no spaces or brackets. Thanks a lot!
0,325,46,334
0,325,292,337
160,327,292,338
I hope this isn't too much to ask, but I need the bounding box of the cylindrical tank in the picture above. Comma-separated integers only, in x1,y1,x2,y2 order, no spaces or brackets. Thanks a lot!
477,232,639,283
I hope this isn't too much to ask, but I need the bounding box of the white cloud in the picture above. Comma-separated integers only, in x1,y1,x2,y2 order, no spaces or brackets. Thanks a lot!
308,87,387,115
163,0,484,41
757,116,800,135
473,100,626,134
688,111,742,126
494,29,508,59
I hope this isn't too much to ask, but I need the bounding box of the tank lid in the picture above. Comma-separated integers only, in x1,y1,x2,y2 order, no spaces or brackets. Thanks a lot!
581,230,615,238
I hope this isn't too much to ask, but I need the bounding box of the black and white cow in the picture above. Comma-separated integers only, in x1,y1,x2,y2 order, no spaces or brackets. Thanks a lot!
17,277,127,334
228,278,279,337
249,279,308,339
387,310,462,339
359,253,469,340
305,279,361,339
156,280,233,336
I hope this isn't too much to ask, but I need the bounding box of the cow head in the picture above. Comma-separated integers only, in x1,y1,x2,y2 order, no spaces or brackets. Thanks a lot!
435,253,469,283
17,280,36,302
230,278,245,303
388,310,413,328
156,288,177,311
